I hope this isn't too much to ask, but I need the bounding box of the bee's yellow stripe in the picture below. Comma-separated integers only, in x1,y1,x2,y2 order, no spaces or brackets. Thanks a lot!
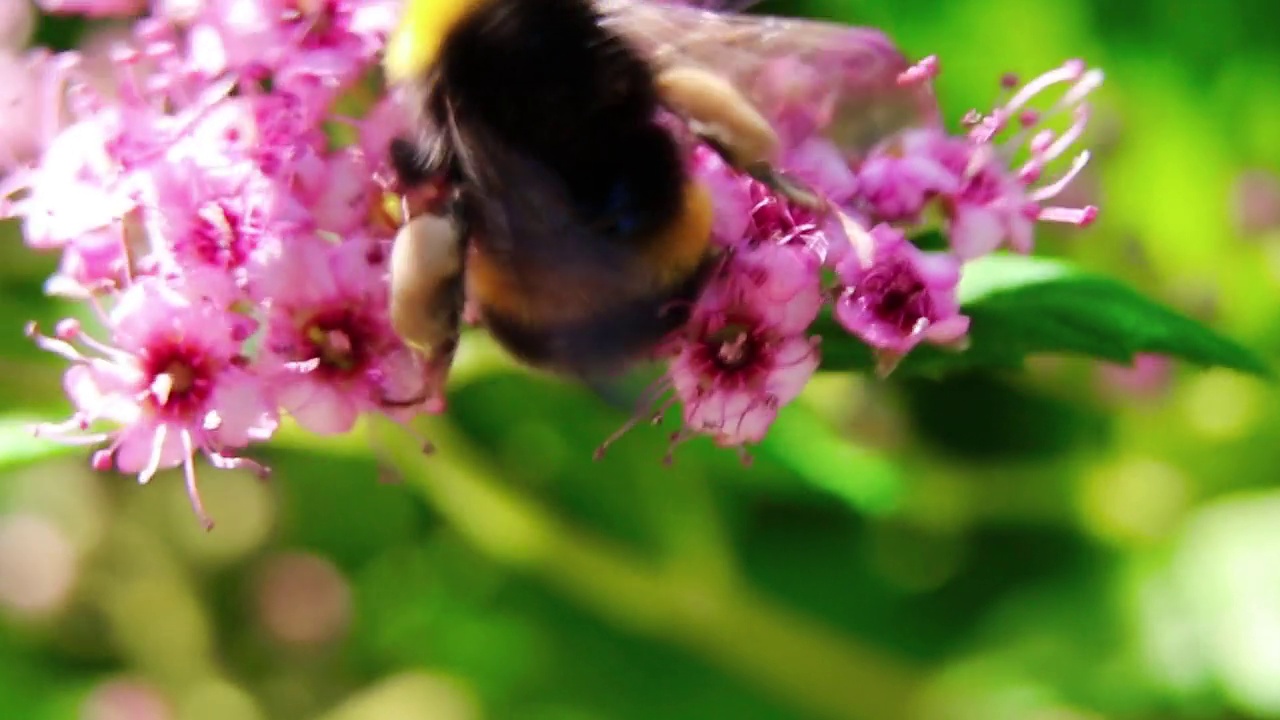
385,0,485,81
468,181,715,326
641,180,715,286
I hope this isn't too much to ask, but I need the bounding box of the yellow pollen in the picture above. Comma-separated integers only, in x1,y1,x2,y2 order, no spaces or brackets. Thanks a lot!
372,192,404,231
307,325,356,370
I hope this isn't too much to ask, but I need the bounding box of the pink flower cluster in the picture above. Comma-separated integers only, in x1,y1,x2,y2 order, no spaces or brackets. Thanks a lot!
633,55,1102,452
5,2,1101,524
8,0,412,527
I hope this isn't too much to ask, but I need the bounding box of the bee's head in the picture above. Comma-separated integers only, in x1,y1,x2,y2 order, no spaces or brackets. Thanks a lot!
384,0,487,82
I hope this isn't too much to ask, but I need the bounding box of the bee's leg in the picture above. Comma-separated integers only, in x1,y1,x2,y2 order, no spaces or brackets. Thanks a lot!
655,66,779,167
382,210,467,413
389,135,462,217
738,157,824,211
654,65,824,210
462,298,483,327
389,136,440,188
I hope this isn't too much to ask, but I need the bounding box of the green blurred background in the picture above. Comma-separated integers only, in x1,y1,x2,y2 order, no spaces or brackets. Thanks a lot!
3,1,1280,719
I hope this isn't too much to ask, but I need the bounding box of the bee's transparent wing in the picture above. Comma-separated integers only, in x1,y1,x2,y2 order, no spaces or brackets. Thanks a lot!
658,0,762,13
597,0,938,158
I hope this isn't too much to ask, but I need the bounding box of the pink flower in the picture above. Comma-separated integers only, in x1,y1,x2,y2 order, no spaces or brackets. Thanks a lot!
669,241,822,448
691,145,755,246
29,279,276,528
947,60,1103,257
42,213,138,298
727,239,825,332
1095,353,1173,401
10,0,440,521
6,117,136,252
36,0,146,17
945,150,1040,258
690,143,853,264
0,49,60,170
834,224,969,366
856,128,961,223
851,61,1102,259
355,96,411,178
187,0,397,94
1231,169,1280,236
781,137,860,205
259,238,432,435
137,159,310,302
182,93,328,184
743,181,853,266
669,274,821,447
595,239,823,457
72,24,155,101
304,149,380,237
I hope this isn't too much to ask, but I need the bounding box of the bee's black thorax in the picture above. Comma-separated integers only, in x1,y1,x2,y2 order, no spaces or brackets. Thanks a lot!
430,0,687,238
390,0,718,378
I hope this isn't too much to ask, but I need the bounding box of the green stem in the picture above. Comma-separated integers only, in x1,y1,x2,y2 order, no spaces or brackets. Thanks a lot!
634,445,743,593
451,338,742,588
375,416,924,720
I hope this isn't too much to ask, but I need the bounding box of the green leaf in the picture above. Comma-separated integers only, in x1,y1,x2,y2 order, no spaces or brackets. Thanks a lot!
0,415,80,473
819,254,1272,378
900,373,1110,462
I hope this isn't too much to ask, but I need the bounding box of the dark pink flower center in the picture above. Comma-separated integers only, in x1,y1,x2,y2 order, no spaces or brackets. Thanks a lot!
960,166,1006,204
142,342,216,420
856,260,932,333
693,319,770,387
302,307,376,378
188,200,254,269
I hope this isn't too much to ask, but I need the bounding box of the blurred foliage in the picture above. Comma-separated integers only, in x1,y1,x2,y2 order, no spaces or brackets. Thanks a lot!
3,1,1280,719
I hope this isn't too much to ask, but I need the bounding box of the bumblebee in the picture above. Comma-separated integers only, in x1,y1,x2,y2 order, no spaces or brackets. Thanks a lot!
381,0,930,400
